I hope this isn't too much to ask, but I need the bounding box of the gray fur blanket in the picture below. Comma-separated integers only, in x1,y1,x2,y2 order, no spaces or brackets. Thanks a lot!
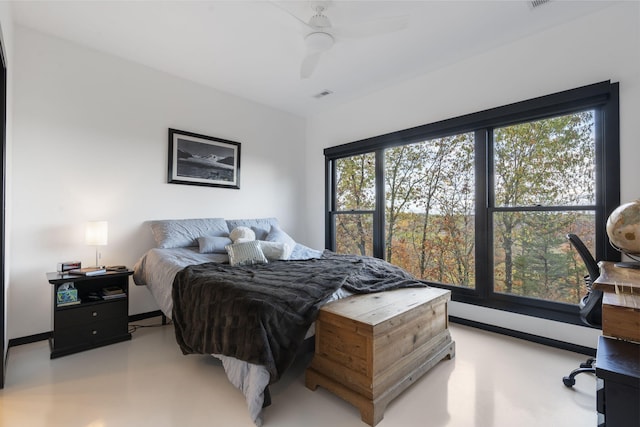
172,251,426,383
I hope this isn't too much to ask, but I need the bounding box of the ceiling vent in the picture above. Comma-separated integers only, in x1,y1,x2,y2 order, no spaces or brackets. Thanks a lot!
313,90,333,99
529,0,551,9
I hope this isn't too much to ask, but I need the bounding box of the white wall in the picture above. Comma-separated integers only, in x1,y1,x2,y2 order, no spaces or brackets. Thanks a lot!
305,2,640,348
9,2,640,349
10,26,307,339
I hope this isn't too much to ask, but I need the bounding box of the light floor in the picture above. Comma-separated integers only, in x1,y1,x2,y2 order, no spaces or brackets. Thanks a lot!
0,320,597,427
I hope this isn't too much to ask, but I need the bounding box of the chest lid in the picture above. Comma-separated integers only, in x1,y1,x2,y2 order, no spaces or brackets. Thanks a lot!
320,287,450,333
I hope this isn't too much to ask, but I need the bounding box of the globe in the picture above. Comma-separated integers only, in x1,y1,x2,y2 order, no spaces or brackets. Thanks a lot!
606,200,640,256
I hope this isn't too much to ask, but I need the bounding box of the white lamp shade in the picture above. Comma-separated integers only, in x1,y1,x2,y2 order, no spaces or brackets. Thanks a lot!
86,221,108,246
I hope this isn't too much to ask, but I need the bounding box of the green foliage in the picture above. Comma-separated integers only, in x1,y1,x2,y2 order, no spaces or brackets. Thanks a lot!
494,111,595,206
382,133,475,286
492,112,595,303
333,111,596,305
335,213,373,257
336,153,375,211
335,154,376,256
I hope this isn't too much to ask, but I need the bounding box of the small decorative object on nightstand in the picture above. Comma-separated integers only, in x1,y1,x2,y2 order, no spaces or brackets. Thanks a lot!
47,269,133,359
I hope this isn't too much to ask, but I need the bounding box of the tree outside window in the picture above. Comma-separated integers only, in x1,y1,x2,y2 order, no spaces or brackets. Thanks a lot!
326,81,619,324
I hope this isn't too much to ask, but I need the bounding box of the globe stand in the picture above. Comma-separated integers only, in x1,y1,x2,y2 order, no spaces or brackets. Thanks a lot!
607,237,640,269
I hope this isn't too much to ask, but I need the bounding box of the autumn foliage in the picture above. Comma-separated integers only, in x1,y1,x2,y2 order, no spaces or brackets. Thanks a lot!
334,111,596,305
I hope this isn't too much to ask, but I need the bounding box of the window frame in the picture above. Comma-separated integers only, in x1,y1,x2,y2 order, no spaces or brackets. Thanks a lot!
324,81,620,325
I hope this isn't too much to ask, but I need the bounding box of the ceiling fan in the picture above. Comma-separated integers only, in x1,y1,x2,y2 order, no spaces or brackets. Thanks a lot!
273,1,410,79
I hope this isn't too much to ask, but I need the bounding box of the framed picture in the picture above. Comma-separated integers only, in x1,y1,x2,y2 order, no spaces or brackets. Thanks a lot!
168,128,241,189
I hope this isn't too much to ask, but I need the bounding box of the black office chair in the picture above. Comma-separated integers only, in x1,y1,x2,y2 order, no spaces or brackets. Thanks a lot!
562,233,604,387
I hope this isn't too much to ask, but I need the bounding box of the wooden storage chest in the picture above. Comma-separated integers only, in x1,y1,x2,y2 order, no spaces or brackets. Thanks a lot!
305,287,455,426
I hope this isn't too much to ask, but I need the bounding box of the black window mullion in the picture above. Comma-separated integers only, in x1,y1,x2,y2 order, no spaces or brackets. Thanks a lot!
373,149,385,259
475,129,490,299
324,157,335,250
493,205,598,213
601,85,620,261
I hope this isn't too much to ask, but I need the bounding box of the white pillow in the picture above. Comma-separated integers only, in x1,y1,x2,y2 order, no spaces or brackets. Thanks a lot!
258,241,292,261
229,226,256,243
225,241,268,266
265,225,296,249
198,236,233,254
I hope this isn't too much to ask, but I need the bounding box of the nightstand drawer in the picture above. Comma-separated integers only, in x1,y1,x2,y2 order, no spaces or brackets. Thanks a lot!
53,316,129,349
56,300,127,329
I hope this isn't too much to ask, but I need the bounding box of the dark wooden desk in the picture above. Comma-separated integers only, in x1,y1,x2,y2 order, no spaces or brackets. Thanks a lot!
593,262,640,427
594,261,640,294
595,336,640,427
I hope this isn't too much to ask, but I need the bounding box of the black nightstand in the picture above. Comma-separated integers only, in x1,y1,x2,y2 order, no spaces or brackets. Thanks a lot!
47,270,133,359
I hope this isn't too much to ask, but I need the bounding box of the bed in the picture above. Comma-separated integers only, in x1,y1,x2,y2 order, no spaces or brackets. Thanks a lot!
133,217,445,425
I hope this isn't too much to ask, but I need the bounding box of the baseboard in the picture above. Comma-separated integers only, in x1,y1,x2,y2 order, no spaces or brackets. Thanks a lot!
129,310,164,323
8,310,166,348
8,311,595,357
8,332,51,348
449,316,596,356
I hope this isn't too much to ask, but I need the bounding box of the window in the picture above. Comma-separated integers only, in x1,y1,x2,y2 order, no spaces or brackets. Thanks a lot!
334,154,375,256
325,81,619,324
383,134,475,287
491,112,596,305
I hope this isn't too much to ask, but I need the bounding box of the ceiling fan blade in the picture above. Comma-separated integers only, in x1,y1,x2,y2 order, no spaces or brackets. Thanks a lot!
300,51,324,79
269,1,313,29
332,15,409,38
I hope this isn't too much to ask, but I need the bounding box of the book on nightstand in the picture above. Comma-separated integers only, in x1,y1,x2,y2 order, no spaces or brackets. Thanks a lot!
68,267,106,276
101,286,126,300
56,300,81,307
101,293,126,300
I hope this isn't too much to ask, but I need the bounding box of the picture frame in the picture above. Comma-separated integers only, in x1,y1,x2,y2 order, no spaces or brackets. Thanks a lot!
168,128,241,189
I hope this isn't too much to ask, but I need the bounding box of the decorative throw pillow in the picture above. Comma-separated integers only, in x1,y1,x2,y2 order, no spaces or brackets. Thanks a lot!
258,241,292,261
229,226,256,243
265,225,296,249
226,241,268,266
198,236,233,254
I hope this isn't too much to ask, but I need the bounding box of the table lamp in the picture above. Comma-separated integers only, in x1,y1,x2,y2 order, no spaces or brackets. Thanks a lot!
85,221,108,267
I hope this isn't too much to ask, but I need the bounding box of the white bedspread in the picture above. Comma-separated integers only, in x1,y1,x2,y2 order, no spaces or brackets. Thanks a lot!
133,244,350,425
